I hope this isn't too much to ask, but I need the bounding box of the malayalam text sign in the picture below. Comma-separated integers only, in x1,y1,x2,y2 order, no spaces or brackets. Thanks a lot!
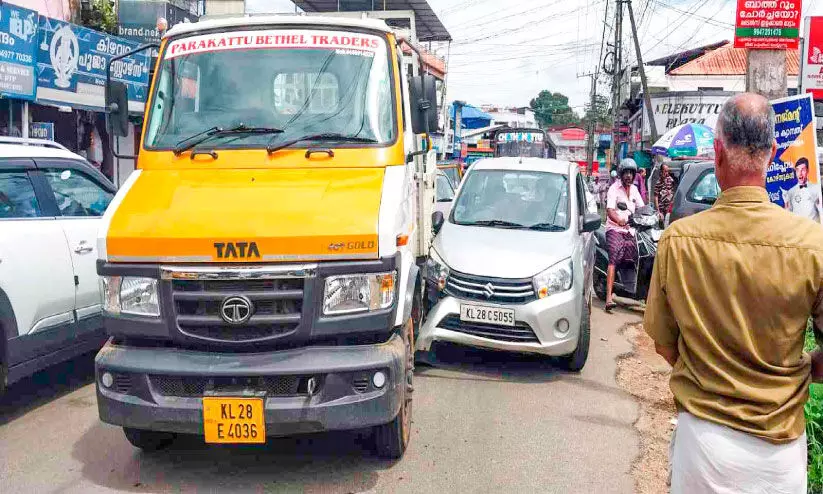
803,16,823,100
768,94,822,223
735,0,801,50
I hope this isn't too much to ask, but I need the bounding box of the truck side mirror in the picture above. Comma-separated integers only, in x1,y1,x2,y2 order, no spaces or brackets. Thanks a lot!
106,81,129,137
410,74,438,135
582,213,602,233
432,211,445,234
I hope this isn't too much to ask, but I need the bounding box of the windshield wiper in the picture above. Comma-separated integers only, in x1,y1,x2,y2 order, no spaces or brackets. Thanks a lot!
267,133,378,154
526,223,567,232
459,220,526,229
174,125,284,155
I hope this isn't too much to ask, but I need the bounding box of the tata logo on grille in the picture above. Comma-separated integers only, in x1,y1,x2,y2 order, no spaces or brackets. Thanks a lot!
484,283,495,298
220,296,253,325
214,242,261,259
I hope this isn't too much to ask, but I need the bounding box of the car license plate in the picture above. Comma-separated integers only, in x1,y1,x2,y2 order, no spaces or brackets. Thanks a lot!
203,397,265,444
460,304,516,327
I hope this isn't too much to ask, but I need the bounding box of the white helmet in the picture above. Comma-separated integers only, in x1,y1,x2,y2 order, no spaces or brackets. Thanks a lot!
618,158,638,176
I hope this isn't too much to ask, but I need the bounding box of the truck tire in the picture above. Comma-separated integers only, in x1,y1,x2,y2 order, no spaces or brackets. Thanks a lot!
558,298,591,372
123,428,176,451
373,319,413,459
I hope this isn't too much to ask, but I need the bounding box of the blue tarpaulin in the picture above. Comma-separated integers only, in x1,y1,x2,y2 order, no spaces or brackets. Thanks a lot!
450,103,493,130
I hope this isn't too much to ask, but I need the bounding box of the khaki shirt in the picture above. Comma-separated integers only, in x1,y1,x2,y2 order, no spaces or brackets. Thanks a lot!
645,186,823,444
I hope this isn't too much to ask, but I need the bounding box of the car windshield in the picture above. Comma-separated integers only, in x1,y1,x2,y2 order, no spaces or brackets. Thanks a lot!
144,29,395,150
451,170,569,230
436,174,455,201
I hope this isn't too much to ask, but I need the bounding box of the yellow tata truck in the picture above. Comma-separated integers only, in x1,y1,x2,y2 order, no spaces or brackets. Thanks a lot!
95,14,439,458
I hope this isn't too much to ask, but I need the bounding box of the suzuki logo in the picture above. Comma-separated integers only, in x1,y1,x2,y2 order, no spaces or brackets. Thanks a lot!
220,296,253,325
484,283,495,299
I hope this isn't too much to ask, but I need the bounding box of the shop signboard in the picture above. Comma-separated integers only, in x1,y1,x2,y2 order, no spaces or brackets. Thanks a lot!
734,0,801,50
642,92,735,139
768,94,822,223
0,3,39,100
117,0,198,45
802,16,823,100
30,122,54,140
35,17,151,113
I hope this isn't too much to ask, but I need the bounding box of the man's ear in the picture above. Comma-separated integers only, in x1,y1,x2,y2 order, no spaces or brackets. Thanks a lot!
770,141,778,162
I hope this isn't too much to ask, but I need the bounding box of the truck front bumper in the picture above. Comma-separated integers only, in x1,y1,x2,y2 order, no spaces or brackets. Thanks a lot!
95,335,405,437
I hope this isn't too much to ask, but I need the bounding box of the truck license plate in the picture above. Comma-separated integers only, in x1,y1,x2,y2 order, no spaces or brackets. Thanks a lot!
203,397,265,444
460,304,516,327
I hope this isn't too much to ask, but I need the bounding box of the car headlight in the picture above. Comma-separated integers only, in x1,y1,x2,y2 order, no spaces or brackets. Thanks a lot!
323,272,396,316
425,249,449,291
102,276,160,317
533,258,573,299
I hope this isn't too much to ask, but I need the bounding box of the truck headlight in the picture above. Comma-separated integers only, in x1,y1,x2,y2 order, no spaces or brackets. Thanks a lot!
102,276,160,317
323,272,396,316
426,249,449,291
533,259,573,299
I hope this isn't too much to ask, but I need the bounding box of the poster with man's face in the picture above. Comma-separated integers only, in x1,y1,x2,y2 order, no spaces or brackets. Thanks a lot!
768,94,823,224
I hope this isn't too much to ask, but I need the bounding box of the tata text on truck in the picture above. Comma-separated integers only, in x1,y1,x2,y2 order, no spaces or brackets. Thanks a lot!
95,15,439,458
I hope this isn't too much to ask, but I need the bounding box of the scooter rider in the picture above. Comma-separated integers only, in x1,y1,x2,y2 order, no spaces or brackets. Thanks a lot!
605,158,645,312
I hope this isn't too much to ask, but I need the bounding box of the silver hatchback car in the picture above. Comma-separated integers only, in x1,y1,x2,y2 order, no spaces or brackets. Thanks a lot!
417,158,601,371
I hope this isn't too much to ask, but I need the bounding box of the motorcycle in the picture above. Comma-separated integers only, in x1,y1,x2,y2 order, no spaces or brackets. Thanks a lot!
593,203,661,303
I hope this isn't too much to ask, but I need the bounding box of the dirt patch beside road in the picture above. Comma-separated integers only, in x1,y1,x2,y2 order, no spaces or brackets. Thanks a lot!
616,323,676,494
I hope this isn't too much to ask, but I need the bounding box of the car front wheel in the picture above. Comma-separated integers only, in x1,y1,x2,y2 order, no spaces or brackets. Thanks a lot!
557,297,591,372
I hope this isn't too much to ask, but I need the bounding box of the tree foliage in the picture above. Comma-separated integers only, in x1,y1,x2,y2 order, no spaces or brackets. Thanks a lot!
530,91,579,128
583,94,612,128
81,0,117,35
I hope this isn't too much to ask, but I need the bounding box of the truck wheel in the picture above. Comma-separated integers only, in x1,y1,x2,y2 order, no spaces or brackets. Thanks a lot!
373,319,413,459
123,428,176,451
558,298,591,372
593,271,607,302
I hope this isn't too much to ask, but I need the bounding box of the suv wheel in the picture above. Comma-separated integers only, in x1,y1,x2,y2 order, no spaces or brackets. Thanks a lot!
373,319,413,459
558,297,591,372
123,428,176,451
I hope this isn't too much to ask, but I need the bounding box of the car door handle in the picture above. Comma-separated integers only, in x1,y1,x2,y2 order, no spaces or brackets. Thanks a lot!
74,242,94,254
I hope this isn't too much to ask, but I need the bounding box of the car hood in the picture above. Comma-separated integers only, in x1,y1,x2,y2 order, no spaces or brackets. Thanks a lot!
433,221,574,279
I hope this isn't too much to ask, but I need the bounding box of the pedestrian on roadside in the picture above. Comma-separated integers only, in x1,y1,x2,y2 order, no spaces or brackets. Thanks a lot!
634,167,648,203
644,93,823,494
653,163,675,222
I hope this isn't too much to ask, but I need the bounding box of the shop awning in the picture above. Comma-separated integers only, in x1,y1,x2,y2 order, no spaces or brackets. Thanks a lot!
292,1,452,41
451,104,493,130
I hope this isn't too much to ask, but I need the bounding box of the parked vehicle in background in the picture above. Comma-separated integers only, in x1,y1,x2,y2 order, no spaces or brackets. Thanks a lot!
669,161,718,224
435,170,456,217
419,157,601,372
493,128,556,159
437,163,462,188
0,137,115,395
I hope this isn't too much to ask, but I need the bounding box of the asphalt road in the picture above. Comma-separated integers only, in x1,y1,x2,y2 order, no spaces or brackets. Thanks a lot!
0,304,642,493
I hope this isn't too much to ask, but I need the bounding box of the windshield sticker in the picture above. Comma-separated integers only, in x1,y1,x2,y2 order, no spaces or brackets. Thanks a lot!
165,30,382,59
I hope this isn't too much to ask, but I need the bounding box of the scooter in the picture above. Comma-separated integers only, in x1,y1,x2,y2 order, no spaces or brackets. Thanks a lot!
593,203,661,302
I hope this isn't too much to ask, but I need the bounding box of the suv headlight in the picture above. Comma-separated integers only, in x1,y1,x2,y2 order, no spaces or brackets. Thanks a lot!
426,249,449,291
102,276,160,317
533,259,573,299
323,272,396,316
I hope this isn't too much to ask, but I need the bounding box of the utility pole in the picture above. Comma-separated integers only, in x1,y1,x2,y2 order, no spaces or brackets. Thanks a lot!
746,50,788,100
583,73,598,176
626,0,658,143
610,0,623,171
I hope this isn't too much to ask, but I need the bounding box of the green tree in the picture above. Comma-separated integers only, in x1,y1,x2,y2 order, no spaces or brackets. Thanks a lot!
530,91,579,128
81,0,117,34
583,94,611,128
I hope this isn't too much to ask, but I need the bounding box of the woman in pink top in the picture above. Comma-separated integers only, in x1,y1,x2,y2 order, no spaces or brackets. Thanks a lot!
605,158,645,312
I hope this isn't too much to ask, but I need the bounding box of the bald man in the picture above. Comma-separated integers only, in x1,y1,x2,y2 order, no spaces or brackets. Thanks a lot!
645,93,823,493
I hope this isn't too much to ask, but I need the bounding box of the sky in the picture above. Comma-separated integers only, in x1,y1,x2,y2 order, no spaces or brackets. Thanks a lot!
247,0,823,114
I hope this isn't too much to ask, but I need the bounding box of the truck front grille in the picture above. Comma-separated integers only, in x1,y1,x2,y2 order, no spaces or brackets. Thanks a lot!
444,271,536,304
171,278,304,344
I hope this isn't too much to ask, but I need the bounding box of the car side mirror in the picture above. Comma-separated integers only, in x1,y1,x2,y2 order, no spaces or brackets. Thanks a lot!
582,213,601,233
106,81,129,137
410,74,438,135
432,211,445,234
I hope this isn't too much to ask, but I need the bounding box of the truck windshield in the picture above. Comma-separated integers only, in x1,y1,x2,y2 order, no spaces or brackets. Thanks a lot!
144,29,396,150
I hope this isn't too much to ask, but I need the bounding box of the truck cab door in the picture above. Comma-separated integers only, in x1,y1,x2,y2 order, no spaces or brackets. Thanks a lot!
0,162,76,368
37,161,114,340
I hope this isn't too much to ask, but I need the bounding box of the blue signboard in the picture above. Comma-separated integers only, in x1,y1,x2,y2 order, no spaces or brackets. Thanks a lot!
0,3,39,100
30,122,54,140
36,17,150,111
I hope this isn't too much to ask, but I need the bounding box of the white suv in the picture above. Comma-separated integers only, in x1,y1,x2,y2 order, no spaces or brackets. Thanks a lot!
0,137,115,394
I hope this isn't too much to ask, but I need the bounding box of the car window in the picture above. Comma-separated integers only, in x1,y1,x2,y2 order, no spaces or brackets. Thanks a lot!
0,171,40,219
436,174,455,202
688,170,719,205
43,169,114,217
